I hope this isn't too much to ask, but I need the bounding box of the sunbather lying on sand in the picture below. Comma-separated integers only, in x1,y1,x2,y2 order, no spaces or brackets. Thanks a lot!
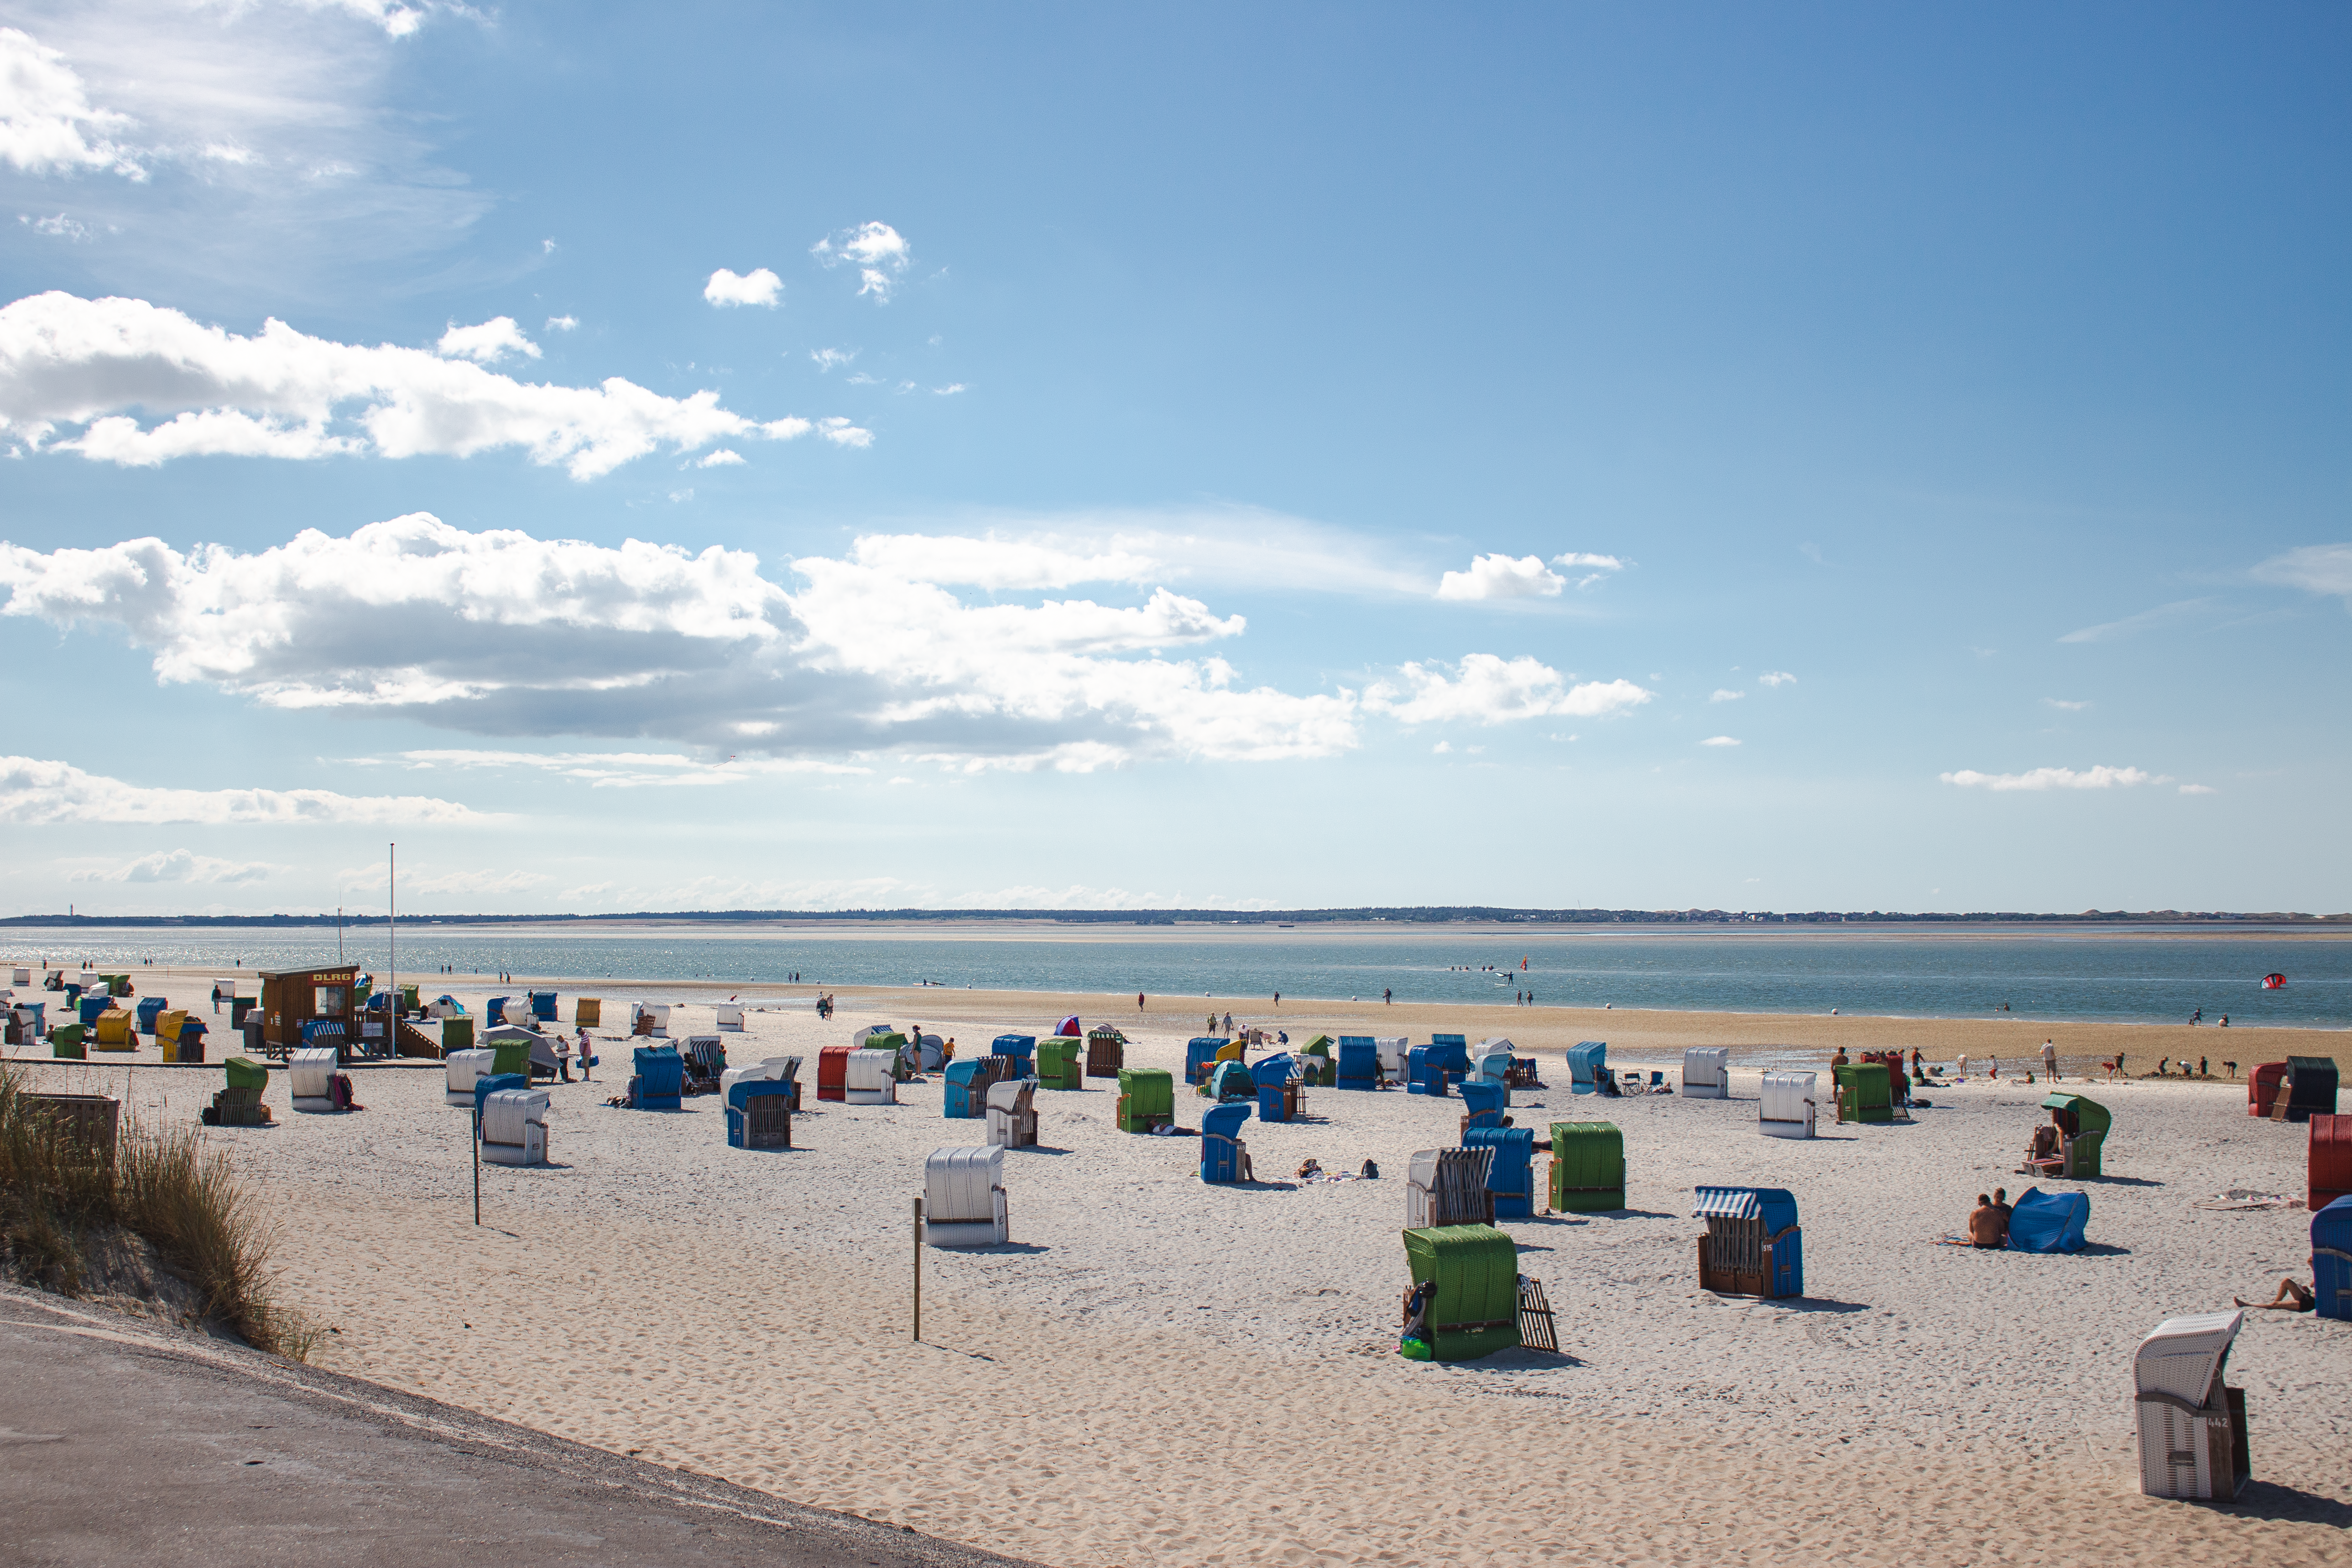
2235,1279,2314,1312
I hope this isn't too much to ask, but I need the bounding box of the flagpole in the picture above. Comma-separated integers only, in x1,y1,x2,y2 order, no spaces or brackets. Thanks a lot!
388,843,397,1024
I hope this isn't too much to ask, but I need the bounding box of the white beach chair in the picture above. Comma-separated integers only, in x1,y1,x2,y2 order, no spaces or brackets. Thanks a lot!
714,1003,745,1031
1683,1047,1731,1099
1376,1037,1408,1082
632,1002,671,1037
845,1047,899,1104
445,1047,495,1107
1758,1071,1818,1138
288,1046,342,1113
986,1078,1040,1148
923,1146,1009,1247
2134,1311,2250,1500
1406,1146,1496,1228
479,1087,550,1167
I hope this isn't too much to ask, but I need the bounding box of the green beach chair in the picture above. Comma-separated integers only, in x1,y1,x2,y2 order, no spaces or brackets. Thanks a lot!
1399,1224,1523,1362
1834,1063,1893,1124
490,1040,532,1078
443,1016,475,1053
1116,1068,1174,1133
2042,1091,2109,1178
51,1023,86,1059
207,1057,273,1126
1548,1121,1625,1212
1036,1037,1083,1089
1303,1035,1335,1087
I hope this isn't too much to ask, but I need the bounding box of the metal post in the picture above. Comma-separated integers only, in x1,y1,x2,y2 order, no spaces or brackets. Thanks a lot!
473,1107,481,1226
913,1196,923,1341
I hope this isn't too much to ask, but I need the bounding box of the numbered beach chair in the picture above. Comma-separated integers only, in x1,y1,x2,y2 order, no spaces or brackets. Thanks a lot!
1694,1186,1802,1299
1398,1223,1522,1362
1547,1121,1624,1212
845,1047,900,1104
2313,1196,2352,1321
631,1044,684,1110
1465,1125,1535,1219
2041,1091,2109,1177
479,1088,549,1166
1682,1047,1729,1099
1085,1026,1126,1078
986,1078,1039,1148
1335,1036,1378,1090
2133,1311,2250,1500
727,1079,793,1149
1567,1042,1608,1095
2311,1115,2352,1211
1759,1071,1819,1139
923,1146,1009,1247
1116,1068,1175,1133
1185,1037,1226,1086
445,1047,495,1107
1200,1102,1253,1183
1406,1146,1495,1227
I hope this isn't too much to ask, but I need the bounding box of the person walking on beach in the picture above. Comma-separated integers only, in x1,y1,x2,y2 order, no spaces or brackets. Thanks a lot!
1138,992,1146,1012
2040,1039,2057,1081
1222,1011,1233,1034
1383,988,1392,1005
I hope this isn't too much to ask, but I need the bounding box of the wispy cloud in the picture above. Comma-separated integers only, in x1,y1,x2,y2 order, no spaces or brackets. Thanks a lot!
67,848,279,884
0,755,484,823
811,221,911,302
1940,765,2150,792
2250,542,2352,604
1708,689,1744,703
1758,671,1796,688
544,314,578,332
1700,735,1740,747
2042,697,2091,712
2058,598,2217,644
434,316,538,364
2178,783,2217,795
810,347,857,372
1366,656,1651,726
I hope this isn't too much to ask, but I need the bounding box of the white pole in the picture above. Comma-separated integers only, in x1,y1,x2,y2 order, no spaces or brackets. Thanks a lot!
388,843,397,1024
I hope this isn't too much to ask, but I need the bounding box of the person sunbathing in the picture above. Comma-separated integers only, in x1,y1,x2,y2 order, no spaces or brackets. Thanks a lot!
2235,1279,2314,1312
1966,1194,2004,1247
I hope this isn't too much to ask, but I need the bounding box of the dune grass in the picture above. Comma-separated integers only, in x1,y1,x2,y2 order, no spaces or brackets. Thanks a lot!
0,1063,314,1358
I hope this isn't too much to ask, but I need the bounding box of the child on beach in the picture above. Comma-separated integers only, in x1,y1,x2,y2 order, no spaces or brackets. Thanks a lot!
576,1028,596,1082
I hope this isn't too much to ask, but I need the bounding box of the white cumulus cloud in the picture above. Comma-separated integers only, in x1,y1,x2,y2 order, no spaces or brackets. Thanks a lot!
812,221,911,301
434,316,538,363
0,292,866,477
1365,656,1652,726
0,26,143,177
694,448,745,468
1758,671,1796,688
704,267,782,308
1709,689,1744,703
1939,765,2151,792
1435,553,1564,601
0,755,483,823
545,314,577,332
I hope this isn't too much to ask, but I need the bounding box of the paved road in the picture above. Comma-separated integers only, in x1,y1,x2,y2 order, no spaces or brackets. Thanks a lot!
0,1286,1040,1568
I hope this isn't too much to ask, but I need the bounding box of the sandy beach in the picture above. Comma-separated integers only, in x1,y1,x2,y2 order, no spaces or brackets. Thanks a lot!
9,974,2349,1565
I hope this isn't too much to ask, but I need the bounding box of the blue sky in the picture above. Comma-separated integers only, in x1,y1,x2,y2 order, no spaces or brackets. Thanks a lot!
0,1,2345,916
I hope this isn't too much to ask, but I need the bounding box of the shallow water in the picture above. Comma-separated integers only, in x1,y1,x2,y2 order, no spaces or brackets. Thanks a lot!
6,925,2345,1027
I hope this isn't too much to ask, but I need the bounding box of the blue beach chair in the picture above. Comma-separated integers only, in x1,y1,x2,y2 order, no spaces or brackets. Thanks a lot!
1201,1102,1253,1183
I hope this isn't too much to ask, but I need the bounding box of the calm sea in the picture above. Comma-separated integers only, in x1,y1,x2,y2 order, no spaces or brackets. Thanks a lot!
5,926,2347,1029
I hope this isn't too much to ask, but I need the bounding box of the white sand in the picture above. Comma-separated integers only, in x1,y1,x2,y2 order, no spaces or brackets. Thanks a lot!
11,985,2351,1565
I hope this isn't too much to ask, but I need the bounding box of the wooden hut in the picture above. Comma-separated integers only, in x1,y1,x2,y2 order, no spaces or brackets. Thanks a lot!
258,965,359,1061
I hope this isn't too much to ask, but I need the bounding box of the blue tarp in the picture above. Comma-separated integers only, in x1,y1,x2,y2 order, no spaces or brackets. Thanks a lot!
943,1059,985,1118
1209,1059,1256,1102
1459,1080,1507,1128
1408,1044,1451,1098
632,1045,683,1109
2005,1187,2090,1253
1186,1037,1227,1085
1465,1126,1535,1219
991,1033,1036,1064
2315,1195,2352,1322
473,1072,528,1114
1568,1041,1609,1094
1201,1102,1252,1182
1335,1037,1377,1089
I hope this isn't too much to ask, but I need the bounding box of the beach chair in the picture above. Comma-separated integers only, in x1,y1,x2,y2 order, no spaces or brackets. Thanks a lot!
2311,1114,2352,1211
1034,1037,1083,1089
528,990,558,1024
632,1045,685,1110
1208,1059,1255,1104
288,1046,352,1114
816,1044,851,1102
2041,1091,2109,1177
2248,1062,2288,1117
9,968,26,987
1694,1186,1802,1299
845,1047,900,1104
1465,1126,1535,1219
1398,1224,1522,1362
479,1088,550,1166
632,1002,671,1037
991,1034,1036,1071
172,1018,209,1064
2278,1057,2339,1123
726,1080,793,1150
924,1146,1009,1247
681,1036,728,1094
1335,1037,1378,1090
1407,1046,1451,1099
714,1003,745,1031
1117,1068,1175,1134
1547,1121,1624,1212
439,1016,476,1056
1185,1037,1226,1086
203,1057,274,1126
486,995,513,1026
1200,1102,1253,1183
2005,1187,2089,1252
1682,1047,1730,1099
574,998,600,1028
1833,1063,1893,1124
91,1008,136,1050
2313,1196,2352,1321
1759,1071,1819,1139
943,1059,987,1119
720,1055,801,1112
76,992,112,1028
1471,1048,1514,1102
1374,1036,1408,1084
136,996,168,1034
1567,1041,1608,1095
1085,1026,1125,1078
445,1047,495,1107
103,974,131,998
1459,1080,1507,1135
2133,1311,2250,1500
986,1078,1039,1148
1302,1035,1335,1086
1406,1147,1496,1228
49,1022,85,1058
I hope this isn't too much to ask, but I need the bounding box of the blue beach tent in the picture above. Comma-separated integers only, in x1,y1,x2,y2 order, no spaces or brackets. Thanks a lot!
2314,1196,2352,1322
1335,1036,1378,1089
1465,1125,1536,1219
2006,1188,2090,1253
633,1044,684,1110
991,1033,1036,1066
1459,1080,1507,1131
943,1058,986,1119
1201,1102,1252,1183
1186,1037,1227,1086
1568,1042,1609,1095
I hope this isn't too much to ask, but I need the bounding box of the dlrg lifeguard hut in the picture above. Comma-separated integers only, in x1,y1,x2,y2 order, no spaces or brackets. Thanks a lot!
258,965,358,1061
